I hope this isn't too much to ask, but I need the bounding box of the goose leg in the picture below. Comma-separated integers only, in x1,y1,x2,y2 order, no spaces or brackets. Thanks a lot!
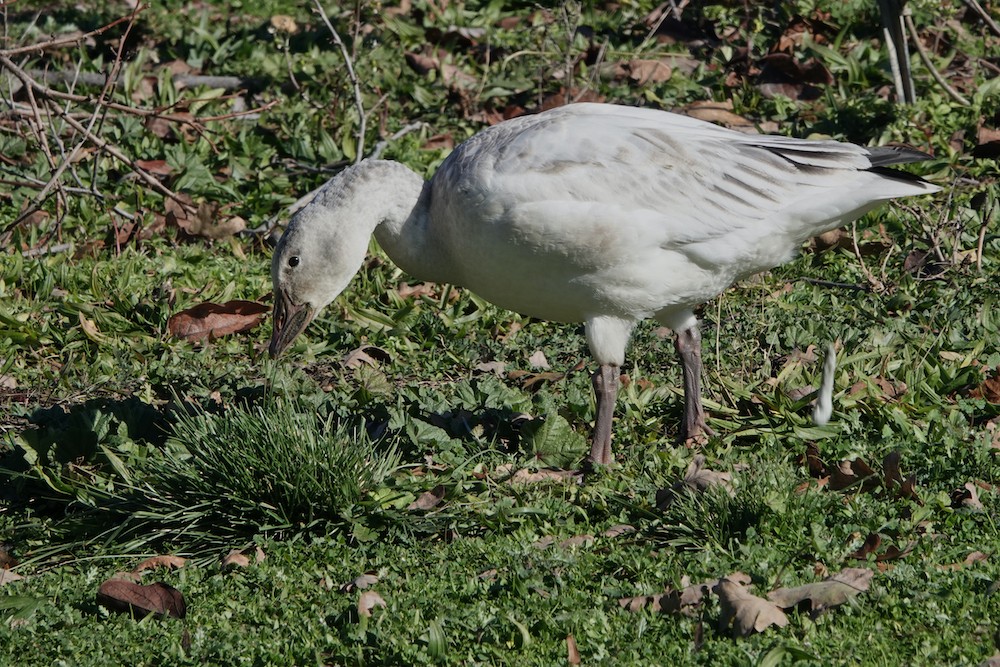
675,325,714,439
588,364,620,465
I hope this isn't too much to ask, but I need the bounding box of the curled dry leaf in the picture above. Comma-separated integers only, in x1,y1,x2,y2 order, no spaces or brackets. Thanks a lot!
343,345,390,369
96,580,186,619
168,300,269,342
619,576,712,616
883,451,922,505
566,634,581,665
528,350,550,369
474,360,506,376
358,590,387,618
407,485,446,511
133,555,187,575
341,573,380,593
683,455,733,494
221,550,250,569
0,569,24,586
951,482,984,511
715,578,788,636
827,457,878,492
768,567,873,614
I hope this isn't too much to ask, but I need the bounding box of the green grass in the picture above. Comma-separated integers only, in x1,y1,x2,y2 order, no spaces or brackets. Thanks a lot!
2,0,999,664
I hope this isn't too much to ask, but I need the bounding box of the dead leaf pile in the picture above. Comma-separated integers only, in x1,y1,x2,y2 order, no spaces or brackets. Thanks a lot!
620,567,872,636
804,445,922,504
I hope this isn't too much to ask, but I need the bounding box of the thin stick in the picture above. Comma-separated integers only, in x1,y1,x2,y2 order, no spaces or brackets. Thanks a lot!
961,0,1000,37
903,9,970,106
0,12,136,57
313,0,366,164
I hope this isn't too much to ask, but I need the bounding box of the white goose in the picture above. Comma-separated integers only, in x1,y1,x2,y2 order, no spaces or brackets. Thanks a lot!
268,103,939,466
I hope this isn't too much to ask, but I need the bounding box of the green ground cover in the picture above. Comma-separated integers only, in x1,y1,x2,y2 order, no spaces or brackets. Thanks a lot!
1,1,998,664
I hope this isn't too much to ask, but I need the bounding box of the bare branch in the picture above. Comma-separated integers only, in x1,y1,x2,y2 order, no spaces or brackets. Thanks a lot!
313,0,366,164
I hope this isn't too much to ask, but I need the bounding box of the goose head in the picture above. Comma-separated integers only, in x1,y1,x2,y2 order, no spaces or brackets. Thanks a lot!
268,160,427,357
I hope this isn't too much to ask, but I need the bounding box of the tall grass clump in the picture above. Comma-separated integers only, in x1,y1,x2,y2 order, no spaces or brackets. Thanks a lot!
6,399,402,556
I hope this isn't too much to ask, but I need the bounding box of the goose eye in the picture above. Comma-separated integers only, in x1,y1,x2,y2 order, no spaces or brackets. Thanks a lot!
288,256,300,268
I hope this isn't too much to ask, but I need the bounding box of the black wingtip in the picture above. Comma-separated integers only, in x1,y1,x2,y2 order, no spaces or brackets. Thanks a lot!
866,145,935,167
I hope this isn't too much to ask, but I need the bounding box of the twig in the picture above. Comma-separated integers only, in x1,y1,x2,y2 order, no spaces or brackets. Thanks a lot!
961,0,1000,38
850,220,884,291
903,8,970,106
877,0,915,104
801,278,871,292
20,69,266,93
0,12,136,57
313,0,366,164
368,121,424,160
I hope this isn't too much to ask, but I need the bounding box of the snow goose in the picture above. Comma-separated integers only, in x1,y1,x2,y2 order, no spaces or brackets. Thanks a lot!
269,103,940,466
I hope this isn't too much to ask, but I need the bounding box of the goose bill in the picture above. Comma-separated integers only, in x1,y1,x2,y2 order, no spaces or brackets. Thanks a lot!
269,290,314,358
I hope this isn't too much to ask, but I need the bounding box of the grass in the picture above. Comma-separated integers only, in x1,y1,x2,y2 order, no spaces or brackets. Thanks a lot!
1,0,999,664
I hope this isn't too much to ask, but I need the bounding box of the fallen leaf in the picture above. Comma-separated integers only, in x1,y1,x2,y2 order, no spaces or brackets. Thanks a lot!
566,634,581,665
167,300,269,342
78,312,108,344
715,578,789,636
619,576,715,616
602,524,636,538
882,451,922,504
682,455,733,494
221,550,250,569
528,350,550,369
407,485,445,511
96,580,186,619
343,345,390,369
358,590,386,617
940,551,990,571
849,533,882,560
558,534,594,549
768,567,873,614
133,555,187,574
166,197,245,239
0,570,24,586
951,482,984,511
0,543,18,569
135,159,173,175
979,653,1000,667
623,59,672,84
827,457,878,492
341,573,379,593
269,14,299,34
474,360,506,376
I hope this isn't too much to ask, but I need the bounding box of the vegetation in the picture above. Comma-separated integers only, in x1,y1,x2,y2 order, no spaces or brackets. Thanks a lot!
1,0,997,664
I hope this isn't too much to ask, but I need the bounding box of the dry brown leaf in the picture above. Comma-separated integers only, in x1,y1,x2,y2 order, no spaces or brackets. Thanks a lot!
133,555,187,574
566,634,581,665
682,104,753,127
474,360,506,376
951,482,984,511
343,345,390,369
78,312,107,344
358,590,387,617
0,544,17,570
715,578,789,636
407,485,446,511
558,534,594,549
96,580,186,619
528,350,550,369
883,451,922,504
602,524,636,538
0,569,24,586
768,567,873,614
341,573,379,593
969,370,1000,404
683,455,733,494
623,59,672,84
168,300,268,342
221,550,250,569
619,576,716,616
270,14,299,34
979,654,1000,667
827,457,878,492
135,159,173,175
849,533,882,560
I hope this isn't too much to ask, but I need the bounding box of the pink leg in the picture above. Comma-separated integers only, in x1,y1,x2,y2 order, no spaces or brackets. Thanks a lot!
675,326,714,439
588,364,620,465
